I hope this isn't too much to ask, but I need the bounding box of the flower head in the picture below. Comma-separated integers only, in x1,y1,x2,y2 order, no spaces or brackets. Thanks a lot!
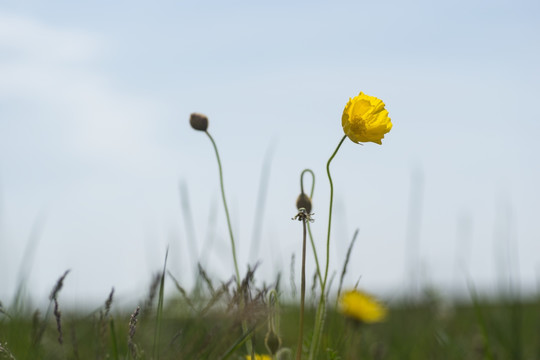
342,92,392,145
339,289,387,324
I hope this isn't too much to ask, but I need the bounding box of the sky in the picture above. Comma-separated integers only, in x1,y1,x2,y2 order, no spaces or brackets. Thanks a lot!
1,0,539,308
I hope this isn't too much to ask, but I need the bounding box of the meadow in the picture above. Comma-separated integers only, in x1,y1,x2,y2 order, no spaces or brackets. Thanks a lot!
1,271,538,359
1,95,538,360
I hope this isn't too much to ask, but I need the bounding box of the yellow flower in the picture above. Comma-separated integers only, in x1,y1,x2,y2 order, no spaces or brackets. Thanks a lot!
245,355,272,360
342,92,392,145
339,289,387,323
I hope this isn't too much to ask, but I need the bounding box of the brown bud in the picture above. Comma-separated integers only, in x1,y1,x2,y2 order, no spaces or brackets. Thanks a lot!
189,112,208,131
296,192,312,214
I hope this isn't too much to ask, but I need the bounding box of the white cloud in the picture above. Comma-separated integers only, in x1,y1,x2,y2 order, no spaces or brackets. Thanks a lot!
0,12,178,303
0,12,166,166
0,12,101,64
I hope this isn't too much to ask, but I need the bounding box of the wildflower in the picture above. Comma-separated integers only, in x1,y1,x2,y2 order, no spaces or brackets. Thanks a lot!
339,289,387,323
245,355,273,360
342,92,392,145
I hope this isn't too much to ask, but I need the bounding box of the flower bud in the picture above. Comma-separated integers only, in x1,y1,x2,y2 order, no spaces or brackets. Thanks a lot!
296,193,312,214
189,112,208,131
265,329,282,355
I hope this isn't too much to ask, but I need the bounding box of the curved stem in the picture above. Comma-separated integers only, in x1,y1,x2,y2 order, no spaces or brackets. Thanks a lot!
309,135,347,360
205,131,241,284
299,168,323,290
322,135,347,290
204,131,253,358
300,169,315,197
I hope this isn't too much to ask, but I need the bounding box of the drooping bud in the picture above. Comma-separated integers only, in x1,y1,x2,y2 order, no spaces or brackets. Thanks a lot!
296,192,312,214
265,329,282,355
189,112,208,131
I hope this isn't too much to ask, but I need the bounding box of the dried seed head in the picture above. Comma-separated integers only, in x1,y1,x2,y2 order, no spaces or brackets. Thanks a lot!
189,112,209,131
265,329,282,355
296,192,312,214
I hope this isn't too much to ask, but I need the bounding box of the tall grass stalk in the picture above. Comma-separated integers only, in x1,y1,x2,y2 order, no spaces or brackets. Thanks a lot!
179,181,199,275
127,306,140,360
198,196,218,271
337,228,359,302
249,141,276,260
33,270,70,349
152,247,169,360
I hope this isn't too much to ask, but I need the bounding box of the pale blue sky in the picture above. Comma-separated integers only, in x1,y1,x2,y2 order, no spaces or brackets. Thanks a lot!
1,0,539,307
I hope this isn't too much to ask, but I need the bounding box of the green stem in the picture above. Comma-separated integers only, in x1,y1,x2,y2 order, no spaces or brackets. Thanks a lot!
205,131,241,284
300,169,315,196
299,169,323,290
296,217,307,360
206,131,253,357
308,295,326,360
153,248,168,360
322,135,346,290
308,135,347,360
307,224,323,290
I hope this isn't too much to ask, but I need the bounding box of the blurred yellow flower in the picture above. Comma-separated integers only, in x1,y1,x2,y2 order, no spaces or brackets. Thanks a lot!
342,92,392,145
245,355,272,360
339,289,387,323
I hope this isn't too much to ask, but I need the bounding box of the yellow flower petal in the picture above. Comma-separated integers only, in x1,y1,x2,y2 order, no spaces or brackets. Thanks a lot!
342,92,392,145
339,289,387,323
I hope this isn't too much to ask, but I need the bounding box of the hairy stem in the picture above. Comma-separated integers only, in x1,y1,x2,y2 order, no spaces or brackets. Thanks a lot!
309,135,347,360
322,135,346,290
206,131,252,357
205,131,241,284
296,217,307,360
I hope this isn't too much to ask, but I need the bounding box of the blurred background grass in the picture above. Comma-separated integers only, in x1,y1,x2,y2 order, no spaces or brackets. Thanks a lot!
1,268,539,359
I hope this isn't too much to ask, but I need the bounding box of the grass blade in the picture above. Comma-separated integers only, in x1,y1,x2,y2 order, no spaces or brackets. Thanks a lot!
152,247,169,359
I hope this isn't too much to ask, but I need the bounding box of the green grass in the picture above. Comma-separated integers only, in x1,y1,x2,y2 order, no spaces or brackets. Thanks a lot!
1,282,539,360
